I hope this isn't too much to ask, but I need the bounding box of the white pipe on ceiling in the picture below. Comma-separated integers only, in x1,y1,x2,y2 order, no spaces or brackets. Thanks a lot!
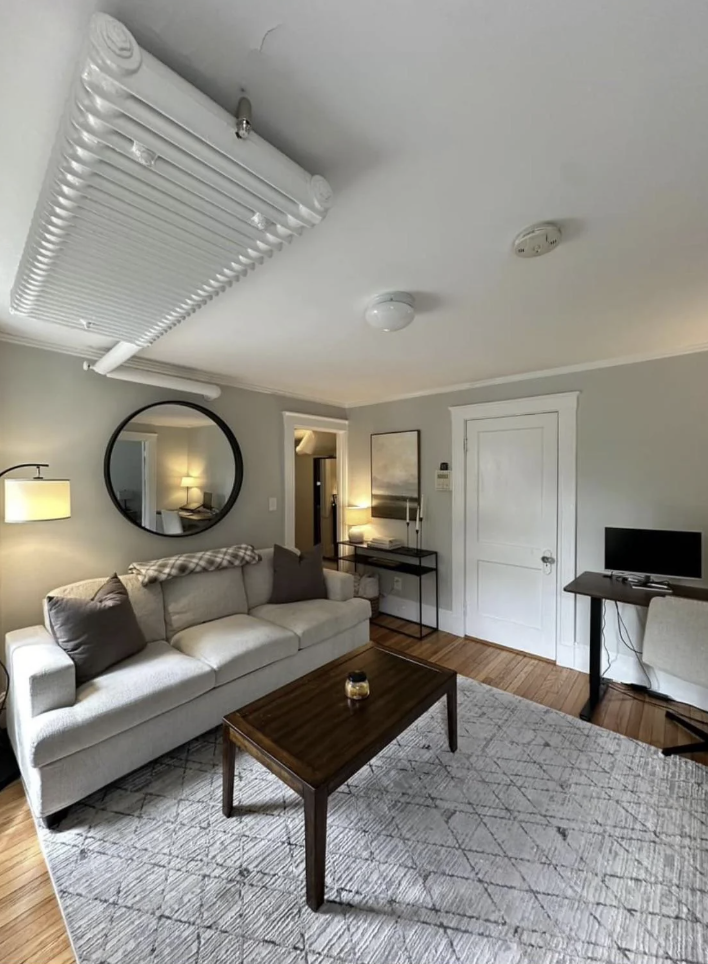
83,362,221,400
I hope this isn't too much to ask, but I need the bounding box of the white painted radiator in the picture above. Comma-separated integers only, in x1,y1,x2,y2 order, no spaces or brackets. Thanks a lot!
11,13,332,366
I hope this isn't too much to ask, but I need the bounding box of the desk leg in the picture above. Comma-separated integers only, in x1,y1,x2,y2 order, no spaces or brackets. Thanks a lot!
580,597,608,722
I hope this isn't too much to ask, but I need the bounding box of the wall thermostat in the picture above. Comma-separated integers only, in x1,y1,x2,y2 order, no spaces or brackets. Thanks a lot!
435,463,451,491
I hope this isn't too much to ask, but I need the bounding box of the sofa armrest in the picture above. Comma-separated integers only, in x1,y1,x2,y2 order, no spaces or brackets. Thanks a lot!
324,569,354,602
5,626,76,718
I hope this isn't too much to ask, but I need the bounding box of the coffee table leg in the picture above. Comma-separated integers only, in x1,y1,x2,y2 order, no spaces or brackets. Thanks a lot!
447,677,458,752
222,724,235,818
304,786,328,911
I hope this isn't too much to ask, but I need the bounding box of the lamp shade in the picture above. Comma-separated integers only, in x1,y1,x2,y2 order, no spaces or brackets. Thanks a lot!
345,506,370,527
4,479,71,523
181,476,201,488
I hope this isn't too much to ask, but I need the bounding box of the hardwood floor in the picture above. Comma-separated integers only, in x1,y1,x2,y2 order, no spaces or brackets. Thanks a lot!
1,625,707,963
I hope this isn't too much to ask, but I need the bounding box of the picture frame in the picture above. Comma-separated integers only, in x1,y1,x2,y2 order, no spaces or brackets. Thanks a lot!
370,430,420,520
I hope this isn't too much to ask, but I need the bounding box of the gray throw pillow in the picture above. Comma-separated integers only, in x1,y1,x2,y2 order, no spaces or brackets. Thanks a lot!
269,544,328,605
46,574,147,684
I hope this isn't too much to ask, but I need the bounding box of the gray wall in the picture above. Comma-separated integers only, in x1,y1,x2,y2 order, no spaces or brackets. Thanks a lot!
348,351,708,653
0,342,344,634
188,424,235,509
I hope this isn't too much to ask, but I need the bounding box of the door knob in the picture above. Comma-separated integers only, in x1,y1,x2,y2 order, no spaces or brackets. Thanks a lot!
541,550,555,575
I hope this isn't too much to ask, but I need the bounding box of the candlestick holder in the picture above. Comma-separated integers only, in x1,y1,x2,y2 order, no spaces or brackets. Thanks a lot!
405,520,411,548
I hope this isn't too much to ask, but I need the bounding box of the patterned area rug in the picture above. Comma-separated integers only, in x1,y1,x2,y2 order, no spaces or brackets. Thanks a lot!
39,678,707,964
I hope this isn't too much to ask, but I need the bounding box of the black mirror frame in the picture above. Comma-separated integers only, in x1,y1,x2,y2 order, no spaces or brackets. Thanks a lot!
104,401,244,538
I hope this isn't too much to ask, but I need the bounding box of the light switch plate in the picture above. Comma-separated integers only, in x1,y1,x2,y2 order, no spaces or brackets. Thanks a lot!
268,497,277,511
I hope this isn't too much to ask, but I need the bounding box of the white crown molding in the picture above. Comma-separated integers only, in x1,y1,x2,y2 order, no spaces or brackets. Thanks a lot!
0,331,344,409
343,342,708,408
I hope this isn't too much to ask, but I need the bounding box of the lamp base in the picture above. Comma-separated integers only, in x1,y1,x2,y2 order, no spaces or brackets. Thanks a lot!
0,731,19,792
348,527,365,544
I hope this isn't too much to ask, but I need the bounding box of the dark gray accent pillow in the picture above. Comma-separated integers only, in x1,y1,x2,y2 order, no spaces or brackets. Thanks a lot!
47,574,147,685
269,544,328,605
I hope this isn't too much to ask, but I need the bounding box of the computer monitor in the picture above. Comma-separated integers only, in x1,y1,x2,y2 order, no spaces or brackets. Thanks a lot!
604,527,702,579
202,491,213,510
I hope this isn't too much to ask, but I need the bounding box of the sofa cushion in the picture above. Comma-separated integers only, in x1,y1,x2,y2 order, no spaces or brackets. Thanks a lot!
171,614,299,686
162,567,249,638
251,597,371,650
243,547,274,610
46,574,146,684
270,544,327,604
44,574,165,643
27,641,214,767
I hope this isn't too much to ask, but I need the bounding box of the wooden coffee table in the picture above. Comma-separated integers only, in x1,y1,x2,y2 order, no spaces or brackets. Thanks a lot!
222,643,457,910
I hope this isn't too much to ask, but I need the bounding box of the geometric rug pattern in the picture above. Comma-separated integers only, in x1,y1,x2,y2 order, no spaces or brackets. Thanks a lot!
38,678,708,963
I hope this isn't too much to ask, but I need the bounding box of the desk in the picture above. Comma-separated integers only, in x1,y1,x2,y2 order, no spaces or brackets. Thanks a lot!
564,571,708,721
178,509,216,522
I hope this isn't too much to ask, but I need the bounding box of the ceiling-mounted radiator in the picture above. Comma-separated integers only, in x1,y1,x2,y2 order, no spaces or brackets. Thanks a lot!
11,13,333,382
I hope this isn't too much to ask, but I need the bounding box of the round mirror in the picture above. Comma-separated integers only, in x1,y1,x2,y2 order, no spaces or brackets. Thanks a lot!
104,402,243,537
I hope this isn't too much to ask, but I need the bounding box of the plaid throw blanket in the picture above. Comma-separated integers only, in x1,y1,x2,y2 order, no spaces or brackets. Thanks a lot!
128,545,261,586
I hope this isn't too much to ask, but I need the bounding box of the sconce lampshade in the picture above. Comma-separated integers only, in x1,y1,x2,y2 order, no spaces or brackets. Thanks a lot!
4,479,71,523
344,506,370,527
181,476,201,489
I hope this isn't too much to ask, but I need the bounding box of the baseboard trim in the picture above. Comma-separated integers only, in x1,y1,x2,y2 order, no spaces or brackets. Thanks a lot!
378,596,463,636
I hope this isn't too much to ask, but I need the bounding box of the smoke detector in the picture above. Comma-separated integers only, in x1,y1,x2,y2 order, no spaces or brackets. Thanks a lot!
513,222,562,258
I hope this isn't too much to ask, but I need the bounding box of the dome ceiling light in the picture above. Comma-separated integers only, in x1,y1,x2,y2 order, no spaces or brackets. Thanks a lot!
365,292,415,332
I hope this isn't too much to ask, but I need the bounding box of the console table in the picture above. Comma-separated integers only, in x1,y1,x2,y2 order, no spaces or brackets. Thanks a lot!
564,571,708,722
336,541,439,640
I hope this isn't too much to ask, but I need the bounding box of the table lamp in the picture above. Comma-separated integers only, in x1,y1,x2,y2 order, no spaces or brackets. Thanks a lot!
1,462,71,791
181,476,201,507
345,506,370,544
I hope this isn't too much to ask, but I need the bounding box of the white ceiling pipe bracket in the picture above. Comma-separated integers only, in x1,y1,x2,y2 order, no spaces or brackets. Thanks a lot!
88,341,140,374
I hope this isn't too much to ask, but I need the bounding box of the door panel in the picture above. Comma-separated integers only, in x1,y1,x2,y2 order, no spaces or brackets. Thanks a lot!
465,413,558,659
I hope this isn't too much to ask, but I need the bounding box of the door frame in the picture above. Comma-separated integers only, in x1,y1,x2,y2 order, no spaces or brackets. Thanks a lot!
450,392,578,661
283,412,348,548
118,431,157,530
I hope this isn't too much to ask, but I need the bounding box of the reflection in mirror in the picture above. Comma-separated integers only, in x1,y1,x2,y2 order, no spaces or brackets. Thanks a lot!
105,402,243,536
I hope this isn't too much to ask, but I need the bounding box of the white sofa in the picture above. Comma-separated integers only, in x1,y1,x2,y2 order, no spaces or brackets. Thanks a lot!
4,548,370,824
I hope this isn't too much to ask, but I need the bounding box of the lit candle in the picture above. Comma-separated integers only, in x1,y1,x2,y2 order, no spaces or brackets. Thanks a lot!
406,499,409,523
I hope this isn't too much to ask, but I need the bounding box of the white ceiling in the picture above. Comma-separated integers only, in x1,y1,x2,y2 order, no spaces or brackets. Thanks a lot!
3,0,708,406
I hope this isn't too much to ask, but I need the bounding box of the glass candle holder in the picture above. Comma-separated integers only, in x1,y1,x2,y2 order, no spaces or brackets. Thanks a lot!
345,670,370,700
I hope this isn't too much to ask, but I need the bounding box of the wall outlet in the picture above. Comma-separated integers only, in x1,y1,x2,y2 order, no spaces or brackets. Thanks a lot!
393,576,403,592
268,497,277,512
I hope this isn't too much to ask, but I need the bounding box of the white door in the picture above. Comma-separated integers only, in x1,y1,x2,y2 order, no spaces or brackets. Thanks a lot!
465,413,558,659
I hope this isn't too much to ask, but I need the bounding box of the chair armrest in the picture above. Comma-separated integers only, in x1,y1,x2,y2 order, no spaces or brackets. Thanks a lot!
5,626,76,718
324,569,354,602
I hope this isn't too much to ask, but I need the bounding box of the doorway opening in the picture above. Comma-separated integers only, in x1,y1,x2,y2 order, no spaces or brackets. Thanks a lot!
109,431,157,530
294,430,338,559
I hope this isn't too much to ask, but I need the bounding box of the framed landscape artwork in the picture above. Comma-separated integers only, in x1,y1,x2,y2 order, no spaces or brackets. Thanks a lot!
371,430,420,520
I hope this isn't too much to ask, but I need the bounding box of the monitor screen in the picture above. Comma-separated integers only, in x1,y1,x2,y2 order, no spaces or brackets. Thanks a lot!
604,527,702,579
202,491,213,510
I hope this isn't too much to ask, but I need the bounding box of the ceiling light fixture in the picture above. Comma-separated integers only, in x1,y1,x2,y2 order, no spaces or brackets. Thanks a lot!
365,292,415,332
